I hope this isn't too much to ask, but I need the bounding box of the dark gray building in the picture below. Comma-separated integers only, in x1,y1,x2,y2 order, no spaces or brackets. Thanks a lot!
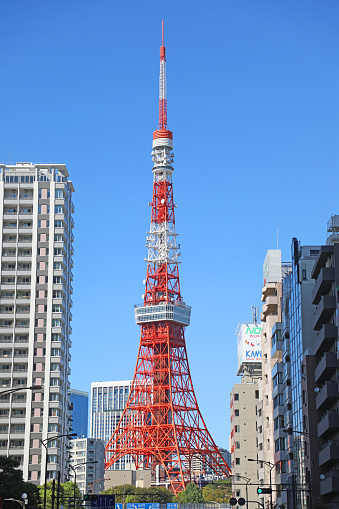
311,216,339,505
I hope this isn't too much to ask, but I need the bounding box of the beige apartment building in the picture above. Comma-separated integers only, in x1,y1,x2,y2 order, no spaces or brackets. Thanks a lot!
230,319,262,503
230,369,262,502
257,250,285,506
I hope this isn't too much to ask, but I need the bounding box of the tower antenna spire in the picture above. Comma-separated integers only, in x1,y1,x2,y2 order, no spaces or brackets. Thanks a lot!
159,20,167,130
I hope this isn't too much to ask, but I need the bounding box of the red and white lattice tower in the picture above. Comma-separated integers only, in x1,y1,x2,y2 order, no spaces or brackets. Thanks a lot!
105,22,231,494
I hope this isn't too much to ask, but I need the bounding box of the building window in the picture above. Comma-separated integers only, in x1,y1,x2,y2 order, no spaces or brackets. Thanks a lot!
234,394,239,401
235,458,240,465
302,269,306,280
235,409,239,416
255,390,259,399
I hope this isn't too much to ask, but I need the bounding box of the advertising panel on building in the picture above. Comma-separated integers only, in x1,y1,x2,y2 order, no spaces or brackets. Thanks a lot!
237,323,262,373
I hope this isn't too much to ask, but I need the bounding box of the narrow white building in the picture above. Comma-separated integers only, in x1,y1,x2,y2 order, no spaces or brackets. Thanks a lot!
69,437,105,495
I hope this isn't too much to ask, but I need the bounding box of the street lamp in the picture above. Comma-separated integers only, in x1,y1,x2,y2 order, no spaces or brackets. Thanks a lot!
69,461,98,501
4,500,25,509
248,458,279,509
88,478,108,495
41,433,77,509
230,474,251,509
0,385,42,397
283,426,322,506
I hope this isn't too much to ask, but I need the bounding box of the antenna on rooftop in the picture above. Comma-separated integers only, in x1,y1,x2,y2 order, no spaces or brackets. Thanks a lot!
251,306,258,324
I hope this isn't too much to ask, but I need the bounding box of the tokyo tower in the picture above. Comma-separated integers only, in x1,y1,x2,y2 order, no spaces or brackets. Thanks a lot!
105,22,231,494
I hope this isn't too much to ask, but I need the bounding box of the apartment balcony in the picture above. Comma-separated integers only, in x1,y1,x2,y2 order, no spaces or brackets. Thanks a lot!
262,295,278,318
319,442,339,466
315,352,338,384
2,255,16,261
314,296,337,331
273,405,285,420
3,224,17,230
271,339,283,361
311,245,334,280
17,282,31,288
318,411,339,438
320,471,339,495
312,267,335,305
316,381,339,411
261,283,277,301
314,324,337,356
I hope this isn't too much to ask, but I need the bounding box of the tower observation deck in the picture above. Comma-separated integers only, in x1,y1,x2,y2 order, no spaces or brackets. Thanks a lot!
105,22,231,495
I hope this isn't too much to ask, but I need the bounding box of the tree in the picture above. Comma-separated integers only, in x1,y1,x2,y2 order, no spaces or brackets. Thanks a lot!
177,482,204,503
0,457,40,509
101,485,174,503
37,481,81,509
203,480,232,504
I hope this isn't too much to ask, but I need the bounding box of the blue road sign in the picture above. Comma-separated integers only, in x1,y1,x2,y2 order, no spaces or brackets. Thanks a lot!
92,496,116,508
167,504,178,509
127,504,160,509
115,505,122,509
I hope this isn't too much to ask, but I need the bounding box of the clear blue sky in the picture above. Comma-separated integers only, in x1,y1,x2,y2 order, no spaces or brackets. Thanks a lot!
0,0,338,447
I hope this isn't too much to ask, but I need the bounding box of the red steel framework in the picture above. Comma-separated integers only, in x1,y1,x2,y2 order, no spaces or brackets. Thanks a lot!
105,22,231,495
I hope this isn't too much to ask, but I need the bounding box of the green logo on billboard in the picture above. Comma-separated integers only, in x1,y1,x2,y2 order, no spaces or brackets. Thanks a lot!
246,327,261,335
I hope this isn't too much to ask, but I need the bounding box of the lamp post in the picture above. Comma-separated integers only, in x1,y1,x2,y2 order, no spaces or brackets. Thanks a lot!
41,433,77,509
230,474,251,509
0,385,42,397
69,461,98,502
248,458,279,509
283,426,322,506
4,499,24,509
88,478,109,495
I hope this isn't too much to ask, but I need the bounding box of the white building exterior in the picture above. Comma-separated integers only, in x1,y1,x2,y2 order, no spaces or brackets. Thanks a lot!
0,162,74,483
90,380,133,470
69,437,105,495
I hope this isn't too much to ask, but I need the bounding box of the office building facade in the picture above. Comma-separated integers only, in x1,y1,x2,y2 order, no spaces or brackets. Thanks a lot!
69,437,105,495
69,388,88,438
90,380,133,470
0,162,74,483
289,241,319,508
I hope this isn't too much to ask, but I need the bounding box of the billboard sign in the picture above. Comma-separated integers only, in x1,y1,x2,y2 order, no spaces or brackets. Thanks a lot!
237,323,262,371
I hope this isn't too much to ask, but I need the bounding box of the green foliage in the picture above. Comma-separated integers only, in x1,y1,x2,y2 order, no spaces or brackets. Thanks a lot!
101,485,174,503
0,456,40,508
202,480,232,503
177,482,204,503
37,481,81,509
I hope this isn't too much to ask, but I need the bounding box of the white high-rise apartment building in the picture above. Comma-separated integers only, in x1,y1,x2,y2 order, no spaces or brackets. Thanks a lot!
0,163,74,483
90,380,133,470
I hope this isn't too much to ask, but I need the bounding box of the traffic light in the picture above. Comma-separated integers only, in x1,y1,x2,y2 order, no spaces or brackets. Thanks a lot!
84,495,98,501
257,487,272,494
230,498,245,506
